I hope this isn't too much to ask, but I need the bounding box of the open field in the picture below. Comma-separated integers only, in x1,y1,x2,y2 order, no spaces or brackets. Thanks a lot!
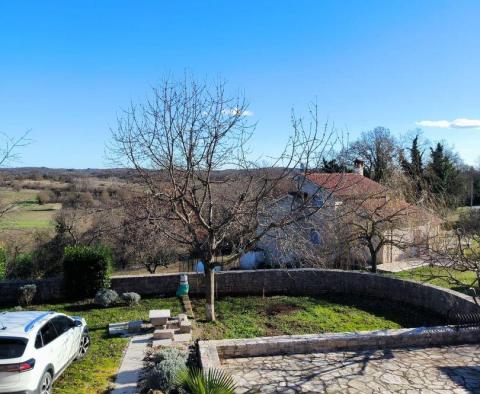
0,188,60,230
192,294,444,341
14,297,182,394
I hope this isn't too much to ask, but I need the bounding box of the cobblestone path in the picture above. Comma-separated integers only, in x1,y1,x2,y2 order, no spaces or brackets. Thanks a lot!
222,344,480,393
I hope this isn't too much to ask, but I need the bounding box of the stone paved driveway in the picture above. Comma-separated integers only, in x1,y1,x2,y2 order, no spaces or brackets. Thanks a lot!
222,344,480,393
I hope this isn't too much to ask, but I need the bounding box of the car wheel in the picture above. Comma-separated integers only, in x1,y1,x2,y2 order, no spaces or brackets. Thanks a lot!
76,331,90,360
37,370,53,394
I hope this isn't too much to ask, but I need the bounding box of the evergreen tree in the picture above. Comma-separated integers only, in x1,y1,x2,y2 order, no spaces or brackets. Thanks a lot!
400,135,424,199
427,143,463,206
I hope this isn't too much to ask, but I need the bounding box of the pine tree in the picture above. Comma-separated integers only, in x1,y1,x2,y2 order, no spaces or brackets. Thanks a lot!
400,135,424,199
427,143,462,206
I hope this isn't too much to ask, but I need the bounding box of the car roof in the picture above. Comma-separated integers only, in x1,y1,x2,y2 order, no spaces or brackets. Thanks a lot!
0,311,57,337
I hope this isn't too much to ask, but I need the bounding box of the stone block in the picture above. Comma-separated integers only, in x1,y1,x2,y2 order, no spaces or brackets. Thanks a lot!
174,333,192,343
149,309,170,326
152,338,173,347
178,320,192,333
178,313,189,323
154,328,175,340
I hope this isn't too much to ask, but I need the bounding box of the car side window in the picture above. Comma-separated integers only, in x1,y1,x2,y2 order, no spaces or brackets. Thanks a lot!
40,321,58,346
51,316,72,336
35,332,43,349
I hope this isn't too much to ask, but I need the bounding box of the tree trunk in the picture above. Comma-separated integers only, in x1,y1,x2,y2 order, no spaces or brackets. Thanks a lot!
371,252,377,273
205,265,216,322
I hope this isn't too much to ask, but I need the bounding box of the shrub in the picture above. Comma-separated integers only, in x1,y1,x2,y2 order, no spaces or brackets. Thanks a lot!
18,284,37,307
0,247,6,280
94,288,119,307
36,190,54,205
176,367,237,394
63,245,112,299
7,253,36,279
121,292,141,306
146,348,188,393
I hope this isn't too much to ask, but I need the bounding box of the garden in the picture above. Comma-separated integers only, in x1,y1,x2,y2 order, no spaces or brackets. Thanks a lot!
0,244,464,393
12,291,444,393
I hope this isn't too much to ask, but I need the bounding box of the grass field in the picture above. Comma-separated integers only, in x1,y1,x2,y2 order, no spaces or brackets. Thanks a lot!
15,297,182,394
192,294,444,341
0,188,60,230
393,266,477,296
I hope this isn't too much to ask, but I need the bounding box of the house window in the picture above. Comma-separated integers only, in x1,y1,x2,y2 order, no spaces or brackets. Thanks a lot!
310,229,321,245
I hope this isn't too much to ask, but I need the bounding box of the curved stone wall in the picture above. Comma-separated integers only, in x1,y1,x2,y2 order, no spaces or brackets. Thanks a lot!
111,269,480,317
1,269,478,318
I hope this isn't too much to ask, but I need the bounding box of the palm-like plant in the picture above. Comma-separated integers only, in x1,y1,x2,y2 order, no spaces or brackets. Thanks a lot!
175,367,237,394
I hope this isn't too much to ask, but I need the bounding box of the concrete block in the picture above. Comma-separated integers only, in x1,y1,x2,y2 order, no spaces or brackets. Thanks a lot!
178,320,192,333
149,309,171,326
154,328,175,340
174,333,192,343
178,313,188,322
152,339,173,347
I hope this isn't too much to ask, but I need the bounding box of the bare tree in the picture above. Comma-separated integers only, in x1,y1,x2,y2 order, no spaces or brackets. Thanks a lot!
110,76,339,321
0,131,30,218
348,127,397,183
421,224,480,305
340,194,416,272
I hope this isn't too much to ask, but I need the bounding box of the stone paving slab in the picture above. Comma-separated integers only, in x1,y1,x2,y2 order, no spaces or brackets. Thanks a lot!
110,334,151,394
222,344,480,393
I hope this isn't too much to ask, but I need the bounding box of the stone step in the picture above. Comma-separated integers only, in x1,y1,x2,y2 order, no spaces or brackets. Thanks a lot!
152,338,173,348
174,333,192,343
178,320,192,334
149,309,171,326
153,328,175,340
166,318,180,329
178,313,188,322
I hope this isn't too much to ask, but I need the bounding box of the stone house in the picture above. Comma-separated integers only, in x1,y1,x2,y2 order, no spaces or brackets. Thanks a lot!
251,160,440,269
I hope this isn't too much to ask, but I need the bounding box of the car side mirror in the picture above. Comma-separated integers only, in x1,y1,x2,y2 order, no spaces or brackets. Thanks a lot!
72,320,82,327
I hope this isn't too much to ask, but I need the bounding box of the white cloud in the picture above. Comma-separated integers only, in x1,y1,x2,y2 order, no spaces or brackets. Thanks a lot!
416,118,480,129
222,108,254,117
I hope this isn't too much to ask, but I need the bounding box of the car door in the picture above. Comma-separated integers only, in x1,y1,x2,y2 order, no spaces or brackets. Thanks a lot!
50,316,76,365
37,321,63,374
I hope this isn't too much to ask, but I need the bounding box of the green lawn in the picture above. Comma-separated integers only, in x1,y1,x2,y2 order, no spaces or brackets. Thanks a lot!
0,188,60,230
192,294,444,340
14,297,181,394
393,266,477,296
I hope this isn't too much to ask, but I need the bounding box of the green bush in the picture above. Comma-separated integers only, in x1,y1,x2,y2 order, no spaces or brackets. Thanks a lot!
146,347,188,393
0,247,6,280
121,292,141,306
94,289,119,307
63,245,112,299
18,284,37,307
8,253,36,279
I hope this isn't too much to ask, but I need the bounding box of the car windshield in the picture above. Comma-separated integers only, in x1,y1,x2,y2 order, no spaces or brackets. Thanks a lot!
0,338,27,359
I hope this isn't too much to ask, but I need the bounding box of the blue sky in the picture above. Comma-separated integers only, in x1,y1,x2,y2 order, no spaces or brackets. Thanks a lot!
0,0,479,168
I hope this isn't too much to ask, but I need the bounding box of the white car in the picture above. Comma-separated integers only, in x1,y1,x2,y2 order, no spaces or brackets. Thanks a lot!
0,311,90,394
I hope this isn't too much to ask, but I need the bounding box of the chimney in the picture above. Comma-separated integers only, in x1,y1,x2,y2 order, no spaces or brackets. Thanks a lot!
353,158,365,176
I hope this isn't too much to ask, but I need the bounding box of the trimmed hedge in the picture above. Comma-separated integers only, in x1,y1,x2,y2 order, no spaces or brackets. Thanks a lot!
63,245,112,299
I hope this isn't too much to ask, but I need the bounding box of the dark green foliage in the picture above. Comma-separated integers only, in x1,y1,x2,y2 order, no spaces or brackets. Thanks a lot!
63,245,112,299
400,134,424,199
17,284,37,307
176,367,237,394
426,143,465,206
7,253,36,279
0,247,6,280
